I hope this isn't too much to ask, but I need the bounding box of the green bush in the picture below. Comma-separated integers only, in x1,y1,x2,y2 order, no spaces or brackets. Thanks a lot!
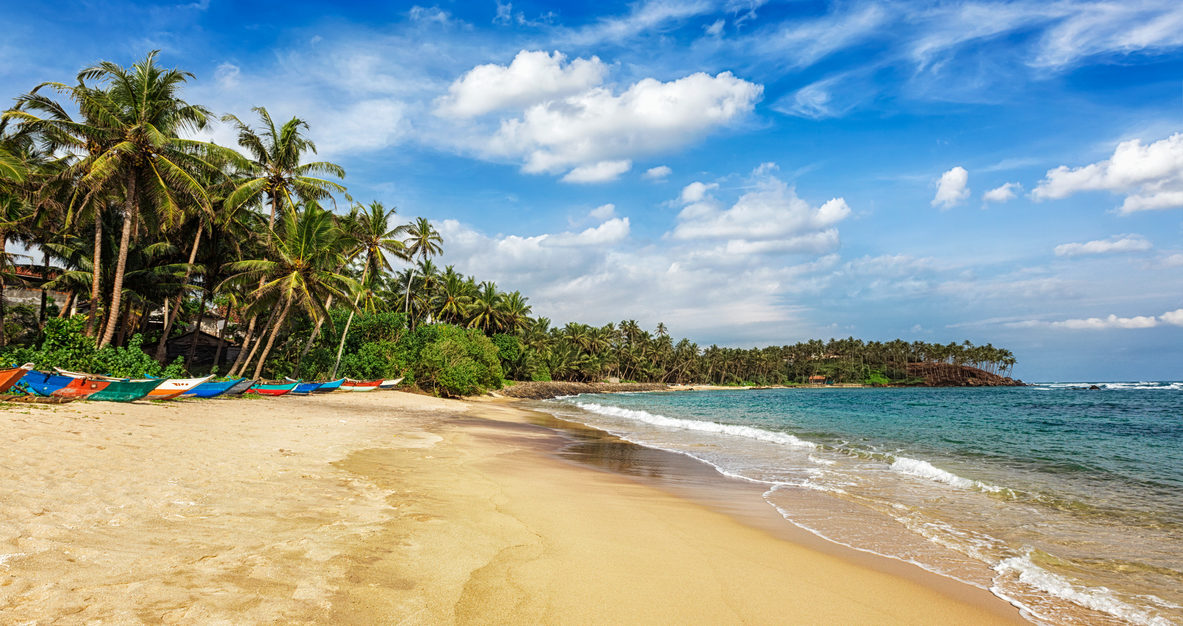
0,315,184,378
407,324,502,397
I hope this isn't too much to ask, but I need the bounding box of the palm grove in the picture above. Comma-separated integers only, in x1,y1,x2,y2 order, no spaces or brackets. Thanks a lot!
0,53,1017,396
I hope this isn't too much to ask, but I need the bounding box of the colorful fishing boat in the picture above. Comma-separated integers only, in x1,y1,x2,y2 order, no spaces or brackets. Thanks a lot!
144,375,213,400
313,378,345,393
183,378,247,398
0,363,34,393
87,378,165,402
284,379,323,395
245,381,299,396
18,370,111,399
378,377,404,390
223,379,257,396
339,379,382,392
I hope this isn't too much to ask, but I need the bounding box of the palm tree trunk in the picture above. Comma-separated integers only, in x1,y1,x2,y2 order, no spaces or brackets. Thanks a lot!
38,251,50,326
185,293,208,368
86,207,102,337
403,269,415,327
0,235,7,349
252,295,292,379
59,291,75,318
155,222,203,361
99,172,137,348
212,300,232,372
236,306,278,377
227,314,257,376
295,294,333,378
331,291,366,379
116,299,132,346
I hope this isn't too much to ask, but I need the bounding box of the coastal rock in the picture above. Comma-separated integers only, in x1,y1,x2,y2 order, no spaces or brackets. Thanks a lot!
905,362,1024,387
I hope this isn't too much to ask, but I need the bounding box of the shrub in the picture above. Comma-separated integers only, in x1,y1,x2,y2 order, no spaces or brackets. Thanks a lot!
0,315,184,378
407,324,502,397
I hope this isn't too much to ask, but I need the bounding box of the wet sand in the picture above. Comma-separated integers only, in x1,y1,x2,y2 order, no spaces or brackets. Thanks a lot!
0,392,1022,623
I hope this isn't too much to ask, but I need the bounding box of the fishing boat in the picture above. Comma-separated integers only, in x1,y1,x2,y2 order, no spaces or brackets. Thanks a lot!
339,379,382,392
313,378,345,393
223,379,257,396
245,381,299,396
284,379,323,395
0,363,34,393
183,378,247,398
18,370,111,400
87,378,165,402
144,375,213,400
378,377,404,390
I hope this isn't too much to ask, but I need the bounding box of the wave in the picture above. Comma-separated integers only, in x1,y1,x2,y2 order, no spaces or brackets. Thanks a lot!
1033,382,1183,391
572,402,817,450
993,553,1176,626
889,456,1004,493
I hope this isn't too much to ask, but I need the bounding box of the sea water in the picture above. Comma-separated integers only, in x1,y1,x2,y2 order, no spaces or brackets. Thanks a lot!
539,384,1183,625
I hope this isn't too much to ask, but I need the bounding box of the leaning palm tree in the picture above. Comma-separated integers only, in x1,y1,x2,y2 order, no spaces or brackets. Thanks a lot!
8,51,222,347
222,107,345,373
327,201,407,378
401,216,442,327
222,203,357,379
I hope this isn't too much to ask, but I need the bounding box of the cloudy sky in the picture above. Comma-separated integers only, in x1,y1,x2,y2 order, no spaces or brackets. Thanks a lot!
3,0,1182,380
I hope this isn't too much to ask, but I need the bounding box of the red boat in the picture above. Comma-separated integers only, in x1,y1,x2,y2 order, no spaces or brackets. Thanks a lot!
245,381,299,396
339,379,382,392
0,363,34,393
54,377,113,400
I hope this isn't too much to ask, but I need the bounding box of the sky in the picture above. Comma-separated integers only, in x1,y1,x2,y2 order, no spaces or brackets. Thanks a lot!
2,0,1182,381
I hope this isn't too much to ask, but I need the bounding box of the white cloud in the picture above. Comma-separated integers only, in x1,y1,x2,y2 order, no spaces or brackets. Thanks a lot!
679,181,718,203
1032,133,1183,213
1054,234,1152,257
563,0,716,45
1162,309,1183,326
932,166,970,209
1033,3,1183,68
671,166,850,255
983,182,1021,203
408,6,452,25
436,50,607,118
643,165,672,180
1161,253,1183,268
213,62,240,89
552,217,631,246
490,71,762,175
561,159,632,183
588,203,616,220
704,19,725,36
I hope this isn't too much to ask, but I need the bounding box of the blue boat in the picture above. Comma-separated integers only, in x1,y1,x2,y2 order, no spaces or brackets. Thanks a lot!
17,370,75,396
183,378,247,399
290,380,322,395
313,378,346,393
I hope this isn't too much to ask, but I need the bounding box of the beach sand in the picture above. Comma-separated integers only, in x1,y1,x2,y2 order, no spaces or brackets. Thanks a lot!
0,392,1022,624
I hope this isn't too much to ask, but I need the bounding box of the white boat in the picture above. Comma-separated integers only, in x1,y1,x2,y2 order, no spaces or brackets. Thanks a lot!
378,377,404,389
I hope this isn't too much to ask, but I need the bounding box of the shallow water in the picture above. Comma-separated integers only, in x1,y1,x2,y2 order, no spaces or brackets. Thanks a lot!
540,384,1183,625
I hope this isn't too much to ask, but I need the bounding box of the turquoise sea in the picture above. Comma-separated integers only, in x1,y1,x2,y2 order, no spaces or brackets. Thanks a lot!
540,383,1183,625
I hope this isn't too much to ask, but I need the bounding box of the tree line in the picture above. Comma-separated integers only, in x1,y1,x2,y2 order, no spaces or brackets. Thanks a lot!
0,52,1017,393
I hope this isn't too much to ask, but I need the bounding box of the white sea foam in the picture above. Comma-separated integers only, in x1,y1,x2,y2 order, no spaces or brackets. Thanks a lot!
573,402,817,450
994,553,1175,626
0,553,24,567
1034,381,1183,391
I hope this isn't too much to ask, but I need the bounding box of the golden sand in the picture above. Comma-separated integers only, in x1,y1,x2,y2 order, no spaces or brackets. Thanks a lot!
0,392,1022,623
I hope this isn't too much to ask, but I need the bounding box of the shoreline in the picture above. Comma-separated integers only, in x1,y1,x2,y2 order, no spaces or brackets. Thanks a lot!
0,392,1022,623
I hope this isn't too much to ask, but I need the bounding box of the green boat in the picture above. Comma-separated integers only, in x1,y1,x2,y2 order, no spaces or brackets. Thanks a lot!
87,378,164,402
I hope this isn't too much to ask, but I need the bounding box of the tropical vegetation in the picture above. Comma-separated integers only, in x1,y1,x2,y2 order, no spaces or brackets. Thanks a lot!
0,52,1017,396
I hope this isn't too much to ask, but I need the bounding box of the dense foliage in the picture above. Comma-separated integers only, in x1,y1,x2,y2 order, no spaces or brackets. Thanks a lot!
0,52,1017,395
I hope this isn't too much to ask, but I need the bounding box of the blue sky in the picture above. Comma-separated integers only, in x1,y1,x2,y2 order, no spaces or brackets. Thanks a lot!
3,0,1183,380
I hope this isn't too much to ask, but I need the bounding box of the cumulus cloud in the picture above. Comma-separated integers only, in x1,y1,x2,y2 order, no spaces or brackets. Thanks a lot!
670,167,850,255
436,50,607,117
1054,234,1152,257
983,182,1021,204
643,165,672,180
1032,133,1183,213
1161,253,1183,268
932,166,970,209
489,71,762,175
588,203,617,220
561,159,632,183
1008,309,1183,330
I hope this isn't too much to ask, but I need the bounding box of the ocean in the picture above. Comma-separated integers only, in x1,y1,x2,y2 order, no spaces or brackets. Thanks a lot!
538,383,1183,625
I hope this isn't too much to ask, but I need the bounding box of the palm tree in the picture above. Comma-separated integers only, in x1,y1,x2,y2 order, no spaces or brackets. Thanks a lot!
222,107,345,373
222,203,357,379
328,201,406,378
466,281,502,333
401,216,442,327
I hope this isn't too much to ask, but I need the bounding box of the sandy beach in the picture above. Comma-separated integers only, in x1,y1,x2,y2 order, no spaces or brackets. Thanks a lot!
0,392,1022,624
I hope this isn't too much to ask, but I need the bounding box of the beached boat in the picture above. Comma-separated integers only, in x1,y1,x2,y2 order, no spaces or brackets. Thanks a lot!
224,379,257,396
0,363,34,393
313,378,345,393
183,378,247,398
245,381,299,396
339,378,382,392
18,370,112,399
87,379,165,402
378,377,404,390
285,379,323,395
144,375,213,400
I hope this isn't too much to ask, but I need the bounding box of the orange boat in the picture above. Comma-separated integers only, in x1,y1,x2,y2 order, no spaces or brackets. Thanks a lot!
0,363,34,393
54,376,112,399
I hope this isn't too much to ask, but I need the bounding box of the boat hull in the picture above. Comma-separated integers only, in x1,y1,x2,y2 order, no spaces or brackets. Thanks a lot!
0,364,34,393
18,370,77,396
290,381,322,395
312,378,345,393
246,382,298,396
340,379,382,392
88,379,164,402
145,376,213,400
378,377,404,390
183,378,246,398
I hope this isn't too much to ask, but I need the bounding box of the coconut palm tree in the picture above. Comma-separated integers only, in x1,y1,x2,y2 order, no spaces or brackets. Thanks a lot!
401,216,442,327
222,203,357,379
